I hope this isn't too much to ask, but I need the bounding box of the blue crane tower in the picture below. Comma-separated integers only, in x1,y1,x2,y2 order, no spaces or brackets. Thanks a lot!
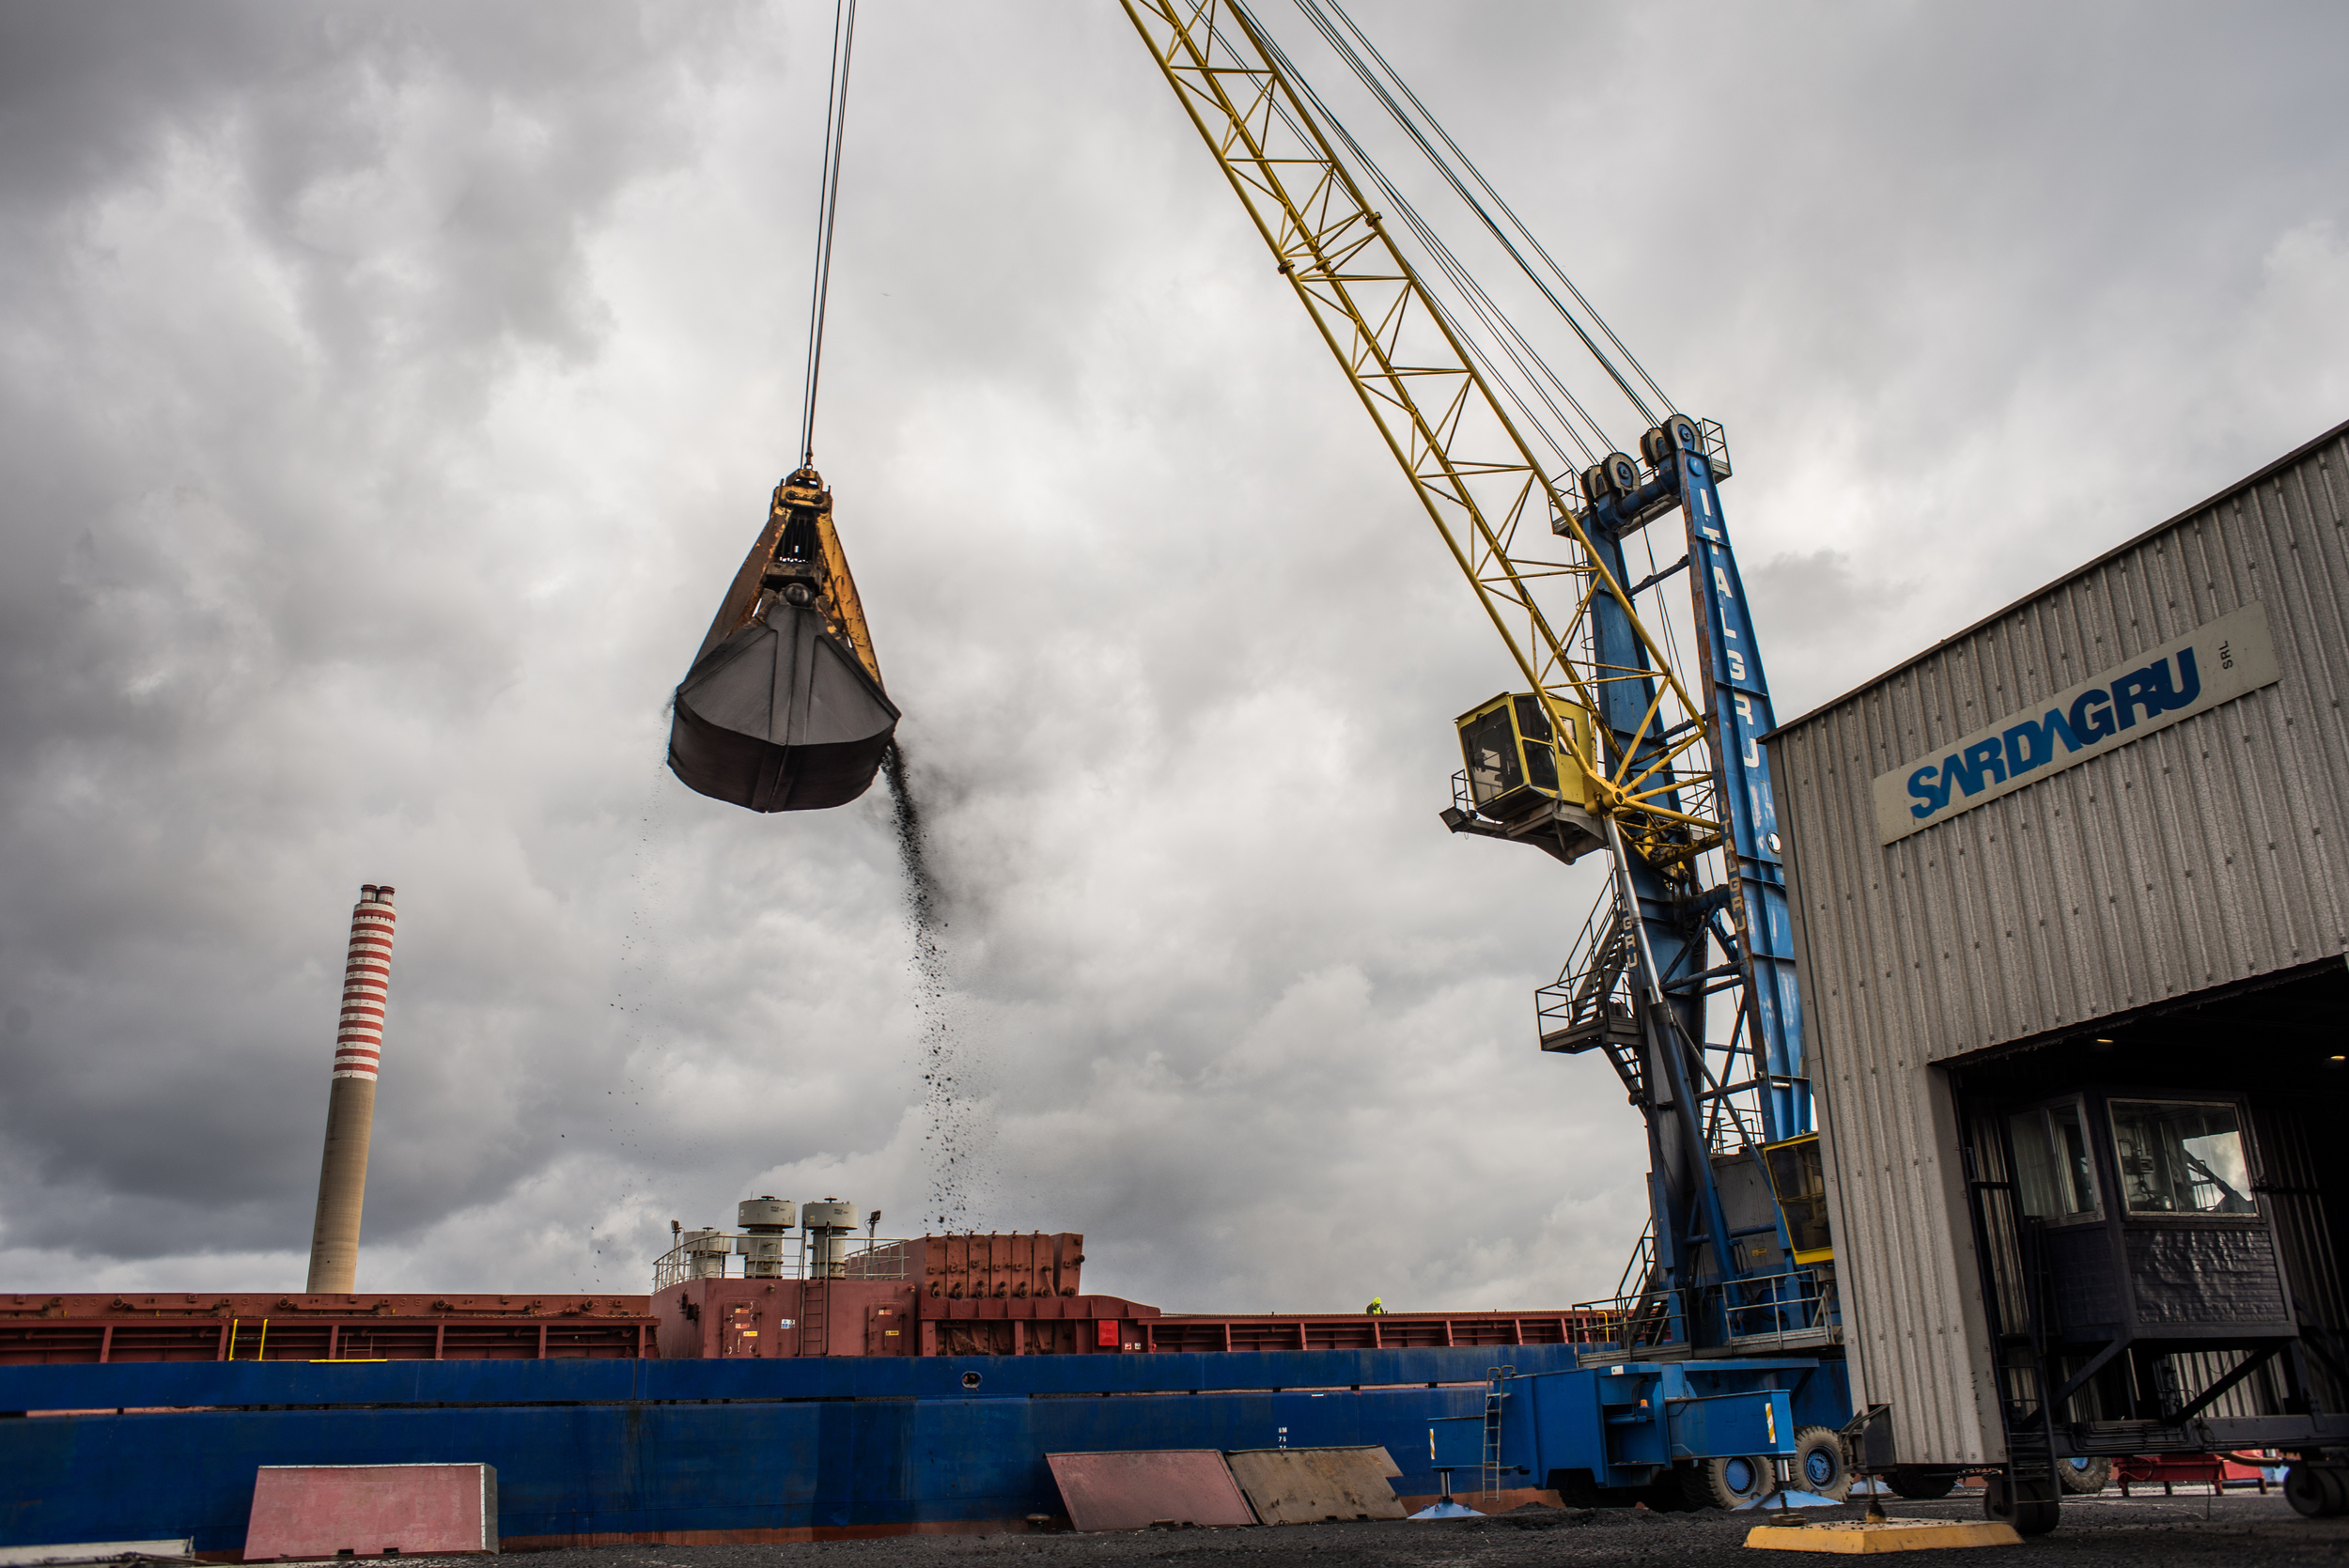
1520,423,1821,1327
1437,427,1851,1511
1442,414,1832,1356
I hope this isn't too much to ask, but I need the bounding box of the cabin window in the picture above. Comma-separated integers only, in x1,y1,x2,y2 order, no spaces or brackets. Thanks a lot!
1509,697,1561,792
1461,706,1523,805
1762,1135,1833,1259
1511,694,1555,743
2009,1100,2100,1222
2109,1100,2256,1217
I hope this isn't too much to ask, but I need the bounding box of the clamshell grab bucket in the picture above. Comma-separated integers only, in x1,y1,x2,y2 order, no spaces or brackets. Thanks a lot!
667,470,898,812
669,603,899,810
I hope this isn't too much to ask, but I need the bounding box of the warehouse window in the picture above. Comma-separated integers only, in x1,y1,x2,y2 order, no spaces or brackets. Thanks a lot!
2009,1100,2099,1222
2109,1100,2256,1217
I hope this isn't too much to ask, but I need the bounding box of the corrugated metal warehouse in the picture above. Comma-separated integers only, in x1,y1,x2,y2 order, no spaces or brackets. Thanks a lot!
1765,419,2349,1500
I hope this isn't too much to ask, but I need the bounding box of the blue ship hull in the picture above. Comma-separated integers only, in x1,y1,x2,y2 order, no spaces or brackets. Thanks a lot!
0,1349,1581,1551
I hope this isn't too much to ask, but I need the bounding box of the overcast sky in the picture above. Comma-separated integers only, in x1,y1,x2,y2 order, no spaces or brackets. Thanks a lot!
2,1,2343,1314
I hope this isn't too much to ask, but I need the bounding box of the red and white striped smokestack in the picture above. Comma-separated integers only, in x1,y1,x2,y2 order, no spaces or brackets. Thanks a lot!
305,884,397,1295
334,887,397,1080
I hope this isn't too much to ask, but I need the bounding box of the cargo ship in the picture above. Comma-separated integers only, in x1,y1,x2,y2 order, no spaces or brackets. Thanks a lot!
0,1207,1609,1551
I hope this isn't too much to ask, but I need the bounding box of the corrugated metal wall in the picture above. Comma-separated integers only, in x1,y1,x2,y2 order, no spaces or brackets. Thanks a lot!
1766,421,2349,1466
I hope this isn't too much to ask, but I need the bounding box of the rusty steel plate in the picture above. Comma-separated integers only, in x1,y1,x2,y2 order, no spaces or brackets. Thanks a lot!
1046,1451,1256,1531
1223,1447,1406,1525
245,1463,498,1559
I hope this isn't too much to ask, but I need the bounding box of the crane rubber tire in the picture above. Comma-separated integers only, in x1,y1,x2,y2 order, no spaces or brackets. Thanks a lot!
1888,1468,1957,1500
1983,1473,2061,1536
2285,1463,2348,1518
2057,1455,2111,1495
1679,1454,1771,1511
1793,1426,1853,1502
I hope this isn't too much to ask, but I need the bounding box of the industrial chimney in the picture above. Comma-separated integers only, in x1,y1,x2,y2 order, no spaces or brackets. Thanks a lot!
304,884,397,1294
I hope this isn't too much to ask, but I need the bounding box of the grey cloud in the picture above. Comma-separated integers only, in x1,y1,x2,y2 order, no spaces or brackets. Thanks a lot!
1743,549,1921,718
2,0,2344,1314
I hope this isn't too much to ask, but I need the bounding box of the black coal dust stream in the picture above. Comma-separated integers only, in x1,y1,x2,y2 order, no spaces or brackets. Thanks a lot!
883,742,978,1229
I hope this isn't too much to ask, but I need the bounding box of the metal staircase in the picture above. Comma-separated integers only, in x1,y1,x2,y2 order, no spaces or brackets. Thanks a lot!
1536,878,1642,1095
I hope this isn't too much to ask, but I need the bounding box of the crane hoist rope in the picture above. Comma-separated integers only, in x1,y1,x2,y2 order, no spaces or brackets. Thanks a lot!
799,0,862,473
1283,0,1673,434
1257,23,1618,474
1241,4,1704,702
665,0,898,815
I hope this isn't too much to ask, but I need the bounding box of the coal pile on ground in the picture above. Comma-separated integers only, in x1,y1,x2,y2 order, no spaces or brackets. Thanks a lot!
390,1490,2345,1567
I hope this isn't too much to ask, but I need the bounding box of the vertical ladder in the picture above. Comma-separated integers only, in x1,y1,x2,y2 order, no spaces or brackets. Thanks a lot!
1483,1365,1515,1500
797,1281,828,1359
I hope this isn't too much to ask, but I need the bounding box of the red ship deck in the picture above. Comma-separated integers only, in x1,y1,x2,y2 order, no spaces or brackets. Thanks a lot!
5,1287,1606,1364
0,1292,655,1364
1140,1311,1605,1353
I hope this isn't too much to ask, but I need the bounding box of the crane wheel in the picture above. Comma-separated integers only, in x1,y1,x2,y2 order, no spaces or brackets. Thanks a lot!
2057,1455,2110,1495
2285,1464,2349,1518
1679,1455,1770,1511
1983,1473,2061,1536
1793,1426,1853,1502
1888,1468,1956,1499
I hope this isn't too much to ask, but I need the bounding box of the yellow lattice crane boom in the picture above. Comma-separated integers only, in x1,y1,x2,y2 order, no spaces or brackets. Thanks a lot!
1122,3,1826,1352
1120,0,1722,885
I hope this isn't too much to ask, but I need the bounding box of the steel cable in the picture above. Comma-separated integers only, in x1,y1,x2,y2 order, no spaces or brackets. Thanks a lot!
1244,18,1609,474
798,0,861,471
1247,3,1703,817
1302,0,1676,425
1277,2,1701,707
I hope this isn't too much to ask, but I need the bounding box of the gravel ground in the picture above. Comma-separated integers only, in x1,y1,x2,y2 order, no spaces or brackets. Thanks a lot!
434,1491,2349,1568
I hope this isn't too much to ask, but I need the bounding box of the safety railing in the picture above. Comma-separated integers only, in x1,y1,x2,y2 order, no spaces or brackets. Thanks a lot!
651,1230,913,1293
1700,417,1733,479
1706,1104,1765,1155
1718,1267,1840,1350
1610,1220,1657,1304
1572,1265,1839,1358
1570,1285,1690,1354
1534,877,1640,1061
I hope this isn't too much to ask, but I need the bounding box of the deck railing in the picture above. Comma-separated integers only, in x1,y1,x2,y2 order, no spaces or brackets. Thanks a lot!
652,1231,913,1293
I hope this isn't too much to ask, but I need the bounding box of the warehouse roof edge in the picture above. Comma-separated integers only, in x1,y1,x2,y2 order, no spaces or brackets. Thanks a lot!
1766,413,2349,741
